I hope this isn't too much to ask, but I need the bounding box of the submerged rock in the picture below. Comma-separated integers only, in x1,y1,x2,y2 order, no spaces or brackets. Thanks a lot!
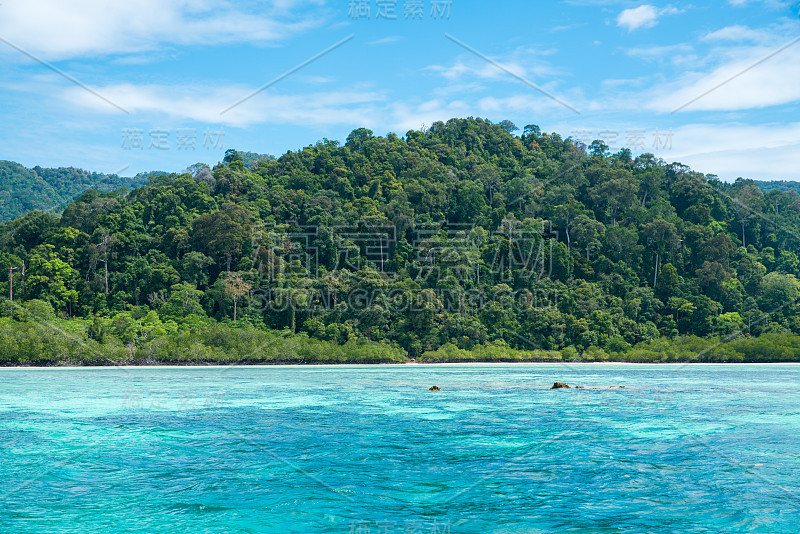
429,385,441,391
550,382,570,389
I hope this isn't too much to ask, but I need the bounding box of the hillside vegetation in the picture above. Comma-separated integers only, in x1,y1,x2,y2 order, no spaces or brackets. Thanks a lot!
2,118,800,364
0,161,148,221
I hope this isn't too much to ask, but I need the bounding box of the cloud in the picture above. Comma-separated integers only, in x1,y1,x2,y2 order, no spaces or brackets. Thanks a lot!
368,36,403,46
55,77,587,140
625,43,695,63
549,23,588,33
427,61,530,81
703,25,763,42
617,5,682,32
668,122,800,180
727,0,789,7
426,47,562,83
702,24,791,44
60,82,387,127
0,0,322,60
649,39,800,112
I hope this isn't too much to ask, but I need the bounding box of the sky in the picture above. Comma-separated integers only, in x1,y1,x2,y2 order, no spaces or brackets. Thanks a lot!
0,0,799,180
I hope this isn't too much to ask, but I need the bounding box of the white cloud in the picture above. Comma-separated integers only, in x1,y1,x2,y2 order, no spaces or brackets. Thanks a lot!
368,36,403,46
625,43,695,65
617,5,682,32
55,76,587,143
617,5,659,31
60,82,386,127
476,93,582,115
702,22,800,45
668,122,800,180
0,0,322,60
426,47,562,84
649,40,800,112
727,0,789,7
427,60,530,81
702,25,774,43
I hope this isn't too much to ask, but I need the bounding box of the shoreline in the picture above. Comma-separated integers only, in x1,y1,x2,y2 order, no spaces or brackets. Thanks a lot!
3,361,800,370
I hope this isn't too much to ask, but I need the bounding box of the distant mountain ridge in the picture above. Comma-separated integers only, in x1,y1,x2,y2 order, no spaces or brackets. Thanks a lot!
0,161,150,221
751,180,800,195
0,152,274,222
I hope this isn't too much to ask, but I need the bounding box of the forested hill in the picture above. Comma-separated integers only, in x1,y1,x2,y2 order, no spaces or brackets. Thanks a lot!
752,180,800,195
0,161,149,221
2,117,800,363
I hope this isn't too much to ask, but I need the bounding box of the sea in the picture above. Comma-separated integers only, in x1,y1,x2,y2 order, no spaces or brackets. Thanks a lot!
1,364,799,533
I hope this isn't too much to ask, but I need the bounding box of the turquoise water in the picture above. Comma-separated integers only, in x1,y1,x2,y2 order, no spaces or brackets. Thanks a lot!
1,364,799,533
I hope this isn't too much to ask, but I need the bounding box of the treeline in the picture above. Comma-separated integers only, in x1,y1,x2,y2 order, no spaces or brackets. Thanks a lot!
3,299,799,365
0,300,406,365
2,117,800,362
419,334,800,363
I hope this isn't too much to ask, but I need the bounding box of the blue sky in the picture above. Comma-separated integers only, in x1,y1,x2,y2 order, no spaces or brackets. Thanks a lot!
1,0,799,180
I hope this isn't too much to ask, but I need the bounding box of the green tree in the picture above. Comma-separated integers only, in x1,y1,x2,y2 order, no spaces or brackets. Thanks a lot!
191,203,251,272
27,245,78,314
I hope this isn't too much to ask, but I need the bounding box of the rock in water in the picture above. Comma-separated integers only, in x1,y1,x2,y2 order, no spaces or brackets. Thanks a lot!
429,386,441,391
550,382,570,389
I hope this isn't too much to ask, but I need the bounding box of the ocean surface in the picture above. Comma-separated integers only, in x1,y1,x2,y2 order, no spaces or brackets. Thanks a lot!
1,364,799,533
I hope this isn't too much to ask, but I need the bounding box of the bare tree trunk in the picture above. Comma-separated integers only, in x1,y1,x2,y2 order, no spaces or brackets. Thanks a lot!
379,234,384,272
653,253,660,287
101,235,111,294
740,222,746,248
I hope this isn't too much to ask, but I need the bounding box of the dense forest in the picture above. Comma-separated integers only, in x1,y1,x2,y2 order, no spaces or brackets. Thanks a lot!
0,154,274,222
2,117,800,364
0,161,150,221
